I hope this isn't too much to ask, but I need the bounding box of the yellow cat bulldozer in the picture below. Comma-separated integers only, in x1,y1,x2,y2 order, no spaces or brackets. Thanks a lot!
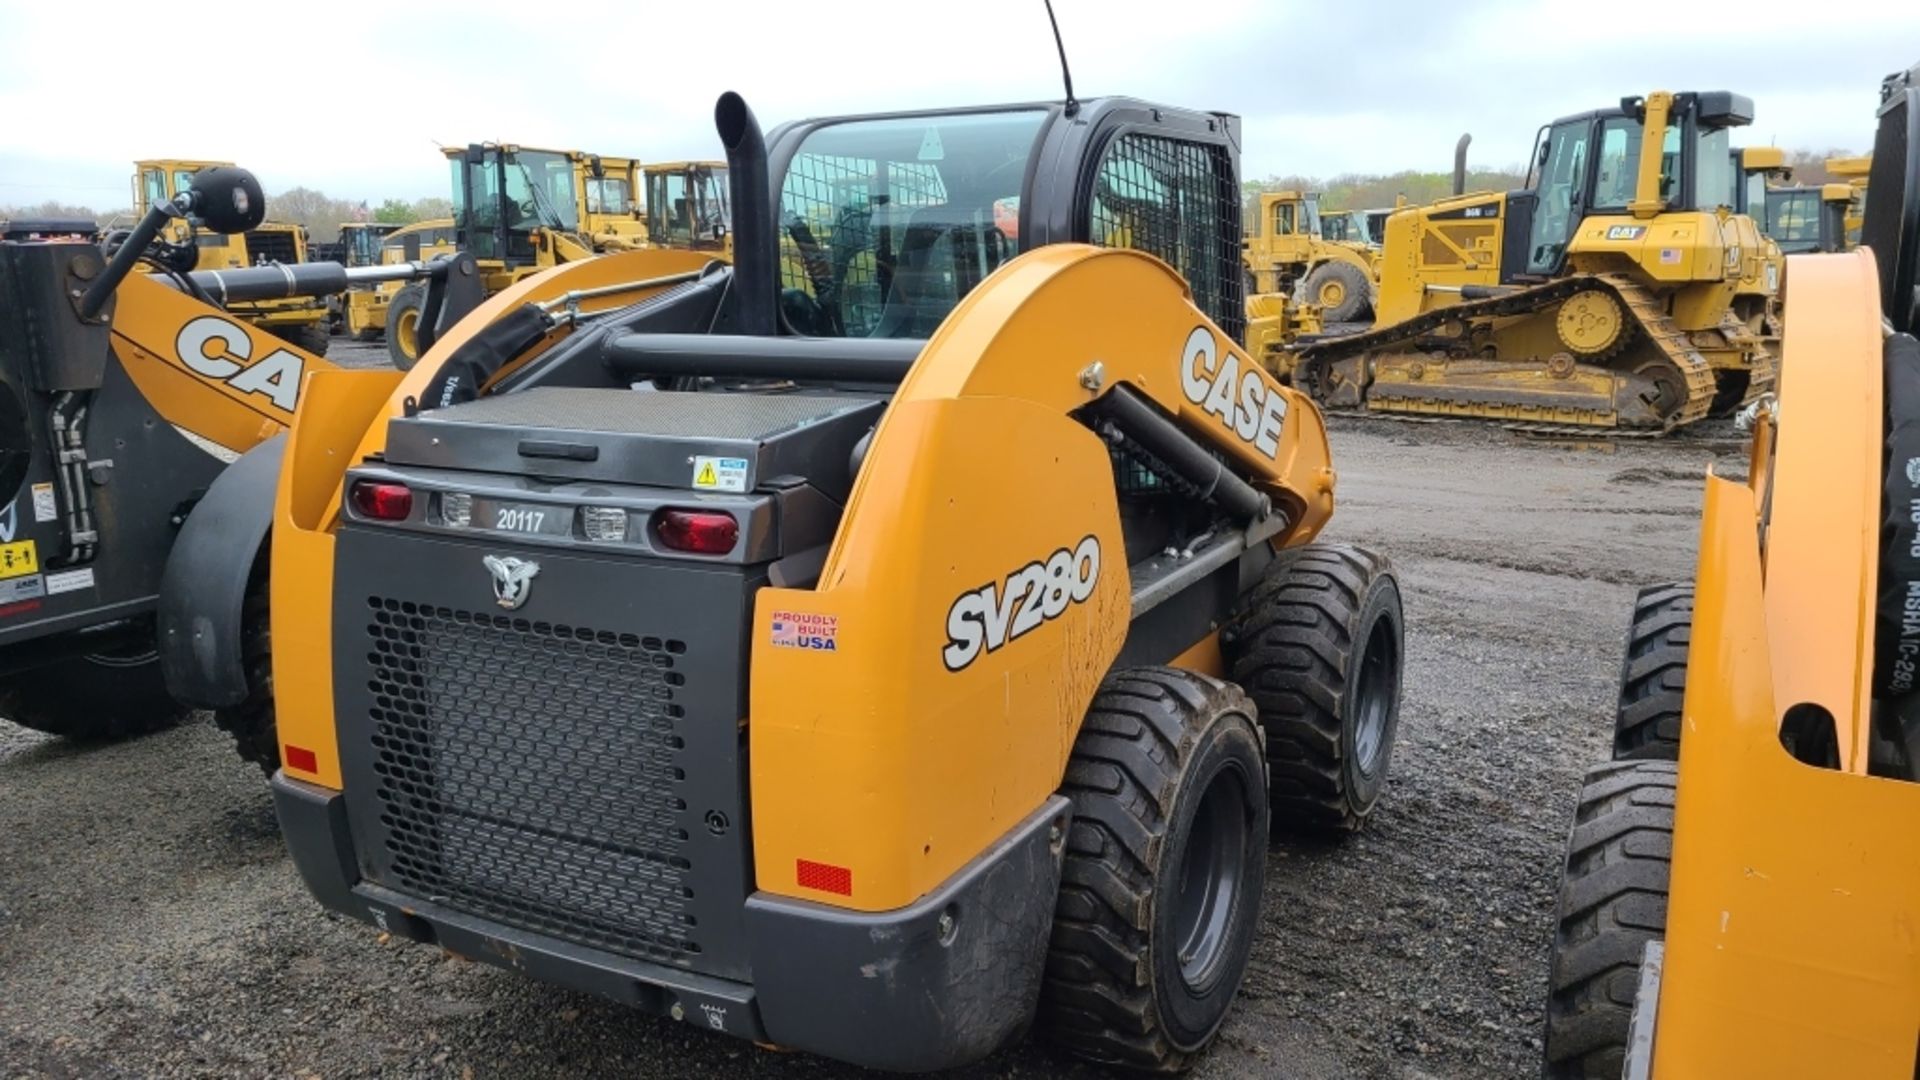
128,159,334,357
0,169,477,764
261,91,1406,1073
1541,62,1920,1078
1242,190,1379,322
1291,90,1775,432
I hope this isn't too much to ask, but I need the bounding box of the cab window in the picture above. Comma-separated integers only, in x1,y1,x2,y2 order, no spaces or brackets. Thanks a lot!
776,109,1045,338
1089,131,1241,340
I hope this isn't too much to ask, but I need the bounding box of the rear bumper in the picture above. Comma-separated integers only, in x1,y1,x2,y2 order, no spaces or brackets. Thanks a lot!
274,773,1069,1072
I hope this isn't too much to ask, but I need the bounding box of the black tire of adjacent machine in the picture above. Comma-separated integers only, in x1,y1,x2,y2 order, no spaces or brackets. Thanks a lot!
1299,261,1372,324
215,558,279,774
1040,667,1270,1071
385,284,427,371
0,632,187,741
1542,759,1676,1079
282,319,331,358
1223,543,1404,832
1613,582,1692,760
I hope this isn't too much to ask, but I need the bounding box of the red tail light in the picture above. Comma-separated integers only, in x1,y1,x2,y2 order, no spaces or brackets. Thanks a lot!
349,480,413,520
652,509,738,554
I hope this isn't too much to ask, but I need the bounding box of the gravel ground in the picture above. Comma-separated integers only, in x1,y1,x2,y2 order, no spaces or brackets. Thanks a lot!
0,408,1750,1080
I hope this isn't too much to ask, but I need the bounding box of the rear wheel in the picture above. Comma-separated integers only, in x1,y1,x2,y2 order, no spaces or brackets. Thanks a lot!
1543,760,1675,1079
1224,543,1403,833
1040,667,1268,1072
1613,583,1691,760
1300,261,1372,323
386,284,426,371
0,634,186,741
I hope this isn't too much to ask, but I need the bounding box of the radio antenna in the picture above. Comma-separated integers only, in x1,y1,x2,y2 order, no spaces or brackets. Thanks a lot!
1043,0,1079,117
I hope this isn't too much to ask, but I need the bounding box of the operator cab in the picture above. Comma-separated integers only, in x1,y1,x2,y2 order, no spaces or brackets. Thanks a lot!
644,162,731,250
1519,91,1753,275
1765,185,1852,254
447,144,581,265
766,101,1244,342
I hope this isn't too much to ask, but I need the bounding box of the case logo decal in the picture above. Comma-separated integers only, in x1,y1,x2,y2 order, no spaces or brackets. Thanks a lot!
174,315,306,412
1180,326,1287,458
942,536,1100,671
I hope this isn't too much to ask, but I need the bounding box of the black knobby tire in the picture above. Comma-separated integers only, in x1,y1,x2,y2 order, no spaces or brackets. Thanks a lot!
1040,667,1269,1072
280,320,331,358
214,559,279,774
385,284,427,371
1874,333,1920,699
1223,543,1403,833
0,639,186,741
1613,583,1692,760
1543,760,1675,1079
1300,260,1372,323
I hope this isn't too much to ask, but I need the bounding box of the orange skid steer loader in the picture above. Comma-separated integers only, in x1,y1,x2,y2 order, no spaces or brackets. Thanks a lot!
265,92,1407,1072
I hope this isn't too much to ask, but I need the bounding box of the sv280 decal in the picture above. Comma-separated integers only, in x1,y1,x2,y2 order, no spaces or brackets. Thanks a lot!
942,536,1100,671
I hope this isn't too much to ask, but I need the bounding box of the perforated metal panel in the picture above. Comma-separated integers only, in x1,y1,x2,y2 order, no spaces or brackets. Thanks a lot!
360,596,702,966
1088,132,1245,342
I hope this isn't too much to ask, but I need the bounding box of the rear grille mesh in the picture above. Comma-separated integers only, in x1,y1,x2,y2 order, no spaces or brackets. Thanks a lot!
362,596,700,965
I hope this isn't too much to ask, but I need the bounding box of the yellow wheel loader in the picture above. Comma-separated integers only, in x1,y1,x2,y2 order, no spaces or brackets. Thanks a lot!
325,221,401,338
643,159,731,253
1242,190,1378,322
127,159,334,357
1541,61,1920,1079
1292,90,1775,432
385,151,735,370
0,170,478,762
344,218,457,347
264,91,1406,1073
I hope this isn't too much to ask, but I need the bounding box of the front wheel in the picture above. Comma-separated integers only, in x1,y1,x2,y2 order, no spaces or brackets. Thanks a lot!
1543,760,1675,1079
1225,543,1404,833
1040,667,1268,1072
385,284,426,371
0,636,186,741
279,319,331,358
1299,261,1372,323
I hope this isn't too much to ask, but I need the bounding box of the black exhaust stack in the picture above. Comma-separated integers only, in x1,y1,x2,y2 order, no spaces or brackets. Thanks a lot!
1452,134,1472,196
716,92,777,337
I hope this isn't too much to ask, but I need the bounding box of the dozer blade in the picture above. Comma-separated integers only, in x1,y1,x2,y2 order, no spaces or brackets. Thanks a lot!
1292,274,1720,434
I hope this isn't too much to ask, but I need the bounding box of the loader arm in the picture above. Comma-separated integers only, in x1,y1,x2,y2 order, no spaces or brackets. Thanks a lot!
109,272,335,452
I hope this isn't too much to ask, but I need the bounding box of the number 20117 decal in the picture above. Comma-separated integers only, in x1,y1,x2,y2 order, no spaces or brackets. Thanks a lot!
942,536,1101,672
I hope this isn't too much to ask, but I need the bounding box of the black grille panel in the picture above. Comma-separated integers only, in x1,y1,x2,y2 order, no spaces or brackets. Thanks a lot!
242,228,300,266
361,596,701,965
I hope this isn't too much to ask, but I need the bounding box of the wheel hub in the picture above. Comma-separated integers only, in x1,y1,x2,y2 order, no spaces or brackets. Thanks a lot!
1171,765,1251,994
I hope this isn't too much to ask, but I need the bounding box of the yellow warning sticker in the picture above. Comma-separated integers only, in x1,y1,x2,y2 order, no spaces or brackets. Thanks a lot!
0,540,39,580
691,455,750,493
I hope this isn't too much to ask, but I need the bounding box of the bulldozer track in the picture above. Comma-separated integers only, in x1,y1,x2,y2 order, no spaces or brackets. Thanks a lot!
1295,273,1719,433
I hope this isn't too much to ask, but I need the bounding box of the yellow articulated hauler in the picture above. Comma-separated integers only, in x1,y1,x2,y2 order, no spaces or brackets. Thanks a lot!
1540,62,1920,1079
267,92,1407,1072
1290,90,1775,432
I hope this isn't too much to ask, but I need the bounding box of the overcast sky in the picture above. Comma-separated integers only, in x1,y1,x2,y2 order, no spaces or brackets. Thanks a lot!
3,0,1916,208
